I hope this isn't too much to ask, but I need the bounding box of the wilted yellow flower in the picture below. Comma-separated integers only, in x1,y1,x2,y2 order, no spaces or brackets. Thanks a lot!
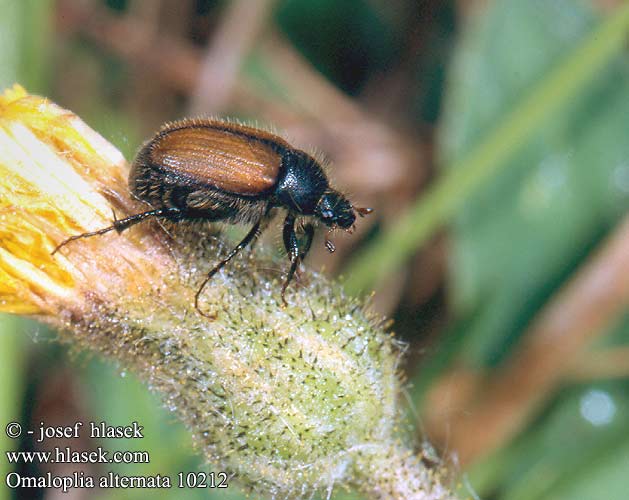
0,84,169,316
0,85,457,500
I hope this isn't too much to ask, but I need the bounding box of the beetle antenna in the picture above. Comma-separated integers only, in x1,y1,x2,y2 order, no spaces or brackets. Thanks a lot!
354,206,373,217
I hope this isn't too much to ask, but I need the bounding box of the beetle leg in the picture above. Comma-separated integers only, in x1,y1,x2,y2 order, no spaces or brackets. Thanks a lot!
281,214,298,306
299,223,315,259
249,206,275,251
51,207,182,255
194,216,265,316
281,216,314,306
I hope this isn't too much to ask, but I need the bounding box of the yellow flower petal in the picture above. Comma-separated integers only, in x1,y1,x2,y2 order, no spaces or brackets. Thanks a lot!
0,85,166,314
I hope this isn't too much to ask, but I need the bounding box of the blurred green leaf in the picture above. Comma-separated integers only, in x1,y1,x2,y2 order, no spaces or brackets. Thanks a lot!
468,382,629,500
0,9,23,500
19,0,54,92
0,0,53,91
411,0,629,497
0,3,52,499
0,0,20,89
441,0,629,366
343,2,629,300
0,316,25,500
545,436,629,500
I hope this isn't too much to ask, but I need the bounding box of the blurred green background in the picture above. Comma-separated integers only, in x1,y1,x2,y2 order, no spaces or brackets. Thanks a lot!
1,1,628,499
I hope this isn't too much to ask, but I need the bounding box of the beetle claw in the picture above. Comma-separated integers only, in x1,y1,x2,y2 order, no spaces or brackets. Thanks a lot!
324,232,336,253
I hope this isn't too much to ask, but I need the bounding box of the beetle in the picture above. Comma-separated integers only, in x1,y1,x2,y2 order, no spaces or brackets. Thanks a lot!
53,118,372,315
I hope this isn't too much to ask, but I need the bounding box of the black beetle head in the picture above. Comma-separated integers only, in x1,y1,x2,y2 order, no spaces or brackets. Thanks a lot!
315,190,356,229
